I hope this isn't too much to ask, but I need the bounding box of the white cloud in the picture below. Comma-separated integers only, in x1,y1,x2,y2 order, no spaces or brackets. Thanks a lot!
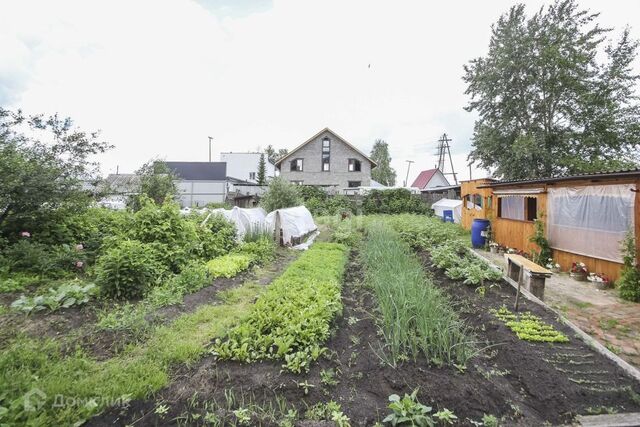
1,0,639,183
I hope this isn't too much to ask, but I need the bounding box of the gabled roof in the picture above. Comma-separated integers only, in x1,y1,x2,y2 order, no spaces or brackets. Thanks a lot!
274,128,377,168
165,162,227,181
411,168,449,189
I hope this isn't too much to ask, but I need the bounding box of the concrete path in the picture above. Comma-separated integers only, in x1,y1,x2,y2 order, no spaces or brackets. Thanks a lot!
475,249,640,369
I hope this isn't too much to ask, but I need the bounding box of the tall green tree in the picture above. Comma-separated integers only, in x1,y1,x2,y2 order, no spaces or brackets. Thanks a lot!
0,108,111,236
257,153,267,185
464,0,640,180
370,139,397,186
265,145,288,164
128,160,179,211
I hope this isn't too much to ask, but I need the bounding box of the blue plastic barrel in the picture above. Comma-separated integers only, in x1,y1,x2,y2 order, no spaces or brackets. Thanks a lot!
471,219,491,248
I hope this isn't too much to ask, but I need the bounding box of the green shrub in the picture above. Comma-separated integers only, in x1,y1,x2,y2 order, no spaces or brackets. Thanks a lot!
131,196,200,272
212,243,348,373
362,189,430,215
619,231,640,302
189,212,237,259
0,273,41,293
260,177,302,212
1,240,82,278
147,261,212,308
206,254,253,278
95,240,166,299
235,237,276,265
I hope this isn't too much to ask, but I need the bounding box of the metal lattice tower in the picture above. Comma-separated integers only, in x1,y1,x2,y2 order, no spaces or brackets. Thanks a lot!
435,133,458,185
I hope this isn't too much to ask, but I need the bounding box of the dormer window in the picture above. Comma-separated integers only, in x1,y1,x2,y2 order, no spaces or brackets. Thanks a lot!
348,158,361,172
290,158,303,172
322,137,330,171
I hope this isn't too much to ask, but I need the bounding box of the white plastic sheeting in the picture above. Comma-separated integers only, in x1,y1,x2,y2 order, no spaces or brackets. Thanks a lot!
265,206,317,246
547,184,635,263
498,196,525,221
431,199,462,223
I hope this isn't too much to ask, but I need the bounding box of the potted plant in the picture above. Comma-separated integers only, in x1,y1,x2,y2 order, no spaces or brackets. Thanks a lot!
489,242,499,254
588,273,611,290
545,258,561,273
570,262,588,281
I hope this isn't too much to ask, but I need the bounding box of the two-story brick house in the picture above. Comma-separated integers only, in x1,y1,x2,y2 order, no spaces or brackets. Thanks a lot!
275,128,376,191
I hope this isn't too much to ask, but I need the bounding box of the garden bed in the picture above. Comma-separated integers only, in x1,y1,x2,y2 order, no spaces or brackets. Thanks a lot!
89,238,640,426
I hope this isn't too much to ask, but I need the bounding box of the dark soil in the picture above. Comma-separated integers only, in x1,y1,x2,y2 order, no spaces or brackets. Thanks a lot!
88,249,640,427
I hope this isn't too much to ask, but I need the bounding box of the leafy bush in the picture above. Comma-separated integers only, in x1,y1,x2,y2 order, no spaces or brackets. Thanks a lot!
260,177,302,212
619,231,640,302
299,186,354,216
0,273,41,293
190,212,237,259
212,243,348,373
95,240,166,299
235,237,276,265
10,280,98,313
362,189,430,215
147,260,212,308
1,240,82,278
206,254,253,278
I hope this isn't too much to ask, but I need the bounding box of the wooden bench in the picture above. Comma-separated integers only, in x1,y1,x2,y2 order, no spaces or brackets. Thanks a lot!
504,254,552,308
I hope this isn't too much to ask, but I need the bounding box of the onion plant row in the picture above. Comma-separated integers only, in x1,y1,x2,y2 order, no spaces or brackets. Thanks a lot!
362,221,474,367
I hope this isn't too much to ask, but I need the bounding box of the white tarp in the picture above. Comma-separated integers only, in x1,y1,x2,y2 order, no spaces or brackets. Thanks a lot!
97,196,127,210
547,184,635,263
431,198,462,223
265,206,317,246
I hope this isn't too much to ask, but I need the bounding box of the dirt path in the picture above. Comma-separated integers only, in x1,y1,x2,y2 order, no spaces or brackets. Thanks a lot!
476,249,640,369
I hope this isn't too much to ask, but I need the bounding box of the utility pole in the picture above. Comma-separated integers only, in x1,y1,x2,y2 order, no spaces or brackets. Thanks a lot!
404,160,415,187
435,133,458,185
208,136,213,162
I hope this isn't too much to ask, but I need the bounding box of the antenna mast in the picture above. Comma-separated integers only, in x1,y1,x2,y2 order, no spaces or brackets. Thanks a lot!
435,133,458,185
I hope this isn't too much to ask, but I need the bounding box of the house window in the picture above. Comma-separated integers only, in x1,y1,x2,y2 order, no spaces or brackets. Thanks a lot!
348,181,361,188
497,196,525,220
249,172,256,180
348,159,361,172
526,197,538,221
322,137,330,171
465,194,483,210
290,180,304,185
290,158,303,172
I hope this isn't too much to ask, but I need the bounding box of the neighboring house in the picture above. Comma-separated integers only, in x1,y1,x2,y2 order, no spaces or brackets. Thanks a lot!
275,128,376,192
411,168,450,190
220,152,275,183
165,162,227,207
103,173,140,195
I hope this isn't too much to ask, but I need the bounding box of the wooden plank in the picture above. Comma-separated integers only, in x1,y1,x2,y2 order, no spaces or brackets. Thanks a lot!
504,254,552,275
577,412,640,427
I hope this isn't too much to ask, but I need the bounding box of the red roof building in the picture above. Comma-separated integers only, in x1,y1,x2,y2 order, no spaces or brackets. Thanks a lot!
410,168,450,190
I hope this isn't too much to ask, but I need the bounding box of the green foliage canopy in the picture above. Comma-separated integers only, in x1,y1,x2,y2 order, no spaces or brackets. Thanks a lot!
464,0,640,179
370,139,397,186
259,177,302,212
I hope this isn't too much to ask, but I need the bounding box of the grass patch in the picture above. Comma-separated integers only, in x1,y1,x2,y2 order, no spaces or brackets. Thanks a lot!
0,282,264,426
212,243,348,373
361,221,473,367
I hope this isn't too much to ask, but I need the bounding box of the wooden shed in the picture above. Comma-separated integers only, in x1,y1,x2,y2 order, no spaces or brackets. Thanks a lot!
461,169,640,281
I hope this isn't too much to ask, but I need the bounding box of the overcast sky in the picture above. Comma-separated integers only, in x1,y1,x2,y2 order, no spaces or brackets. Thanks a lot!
2,0,639,185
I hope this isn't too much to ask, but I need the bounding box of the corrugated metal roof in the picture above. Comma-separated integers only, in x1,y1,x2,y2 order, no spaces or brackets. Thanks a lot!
411,169,439,189
165,162,227,181
478,168,640,188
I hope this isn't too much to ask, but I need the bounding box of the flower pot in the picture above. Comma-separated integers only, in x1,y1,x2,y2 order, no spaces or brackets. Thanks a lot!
570,272,587,282
593,281,609,290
